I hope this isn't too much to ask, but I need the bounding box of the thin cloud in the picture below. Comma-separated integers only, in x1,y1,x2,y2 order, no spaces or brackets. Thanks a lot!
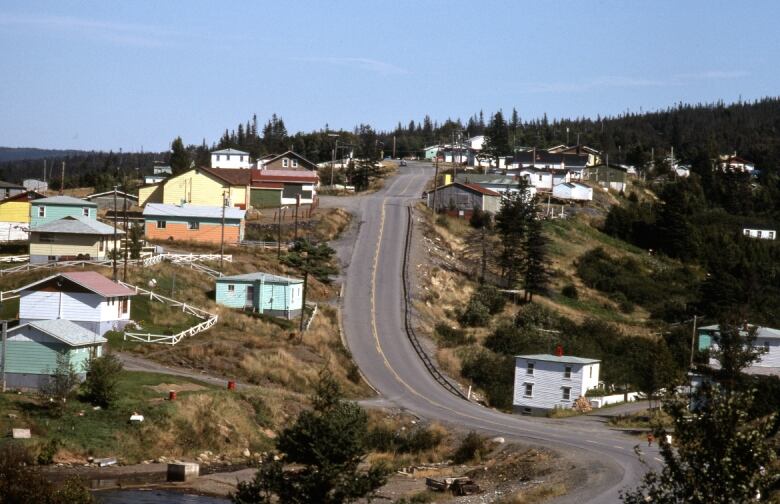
517,70,748,94
0,13,177,47
296,57,408,75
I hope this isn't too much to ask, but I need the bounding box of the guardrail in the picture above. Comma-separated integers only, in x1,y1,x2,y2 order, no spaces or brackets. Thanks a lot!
239,240,290,250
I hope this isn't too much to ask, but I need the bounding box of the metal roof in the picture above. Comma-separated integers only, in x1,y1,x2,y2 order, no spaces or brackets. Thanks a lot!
18,271,136,298
211,148,250,155
699,324,780,339
455,174,520,185
12,319,107,347
30,215,122,235
217,272,302,284
32,195,96,206
143,203,246,220
0,180,25,189
516,354,600,365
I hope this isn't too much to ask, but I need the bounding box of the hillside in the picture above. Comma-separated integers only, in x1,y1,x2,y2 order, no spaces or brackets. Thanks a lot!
0,147,87,163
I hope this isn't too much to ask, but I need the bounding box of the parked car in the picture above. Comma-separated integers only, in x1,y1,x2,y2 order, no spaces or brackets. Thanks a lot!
400,160,407,167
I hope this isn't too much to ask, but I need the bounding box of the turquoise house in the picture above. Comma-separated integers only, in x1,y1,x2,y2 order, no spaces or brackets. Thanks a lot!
4,319,106,390
215,272,303,319
31,195,97,227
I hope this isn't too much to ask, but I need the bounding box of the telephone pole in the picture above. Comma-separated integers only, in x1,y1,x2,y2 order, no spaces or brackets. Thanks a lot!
220,190,227,269
123,192,129,281
60,161,65,195
112,186,118,281
432,145,441,214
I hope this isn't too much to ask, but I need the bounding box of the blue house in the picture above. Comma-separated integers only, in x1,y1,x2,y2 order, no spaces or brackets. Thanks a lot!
215,272,303,319
31,195,97,227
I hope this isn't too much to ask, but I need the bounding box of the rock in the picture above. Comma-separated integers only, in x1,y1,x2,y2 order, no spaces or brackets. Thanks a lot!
242,448,251,458
12,429,31,439
491,437,505,444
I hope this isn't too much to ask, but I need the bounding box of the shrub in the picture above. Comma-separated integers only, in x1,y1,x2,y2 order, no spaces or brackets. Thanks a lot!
460,350,514,409
434,323,472,347
366,425,444,454
452,431,490,464
458,299,490,327
473,285,506,315
435,215,449,229
561,284,579,299
82,354,123,408
37,438,61,465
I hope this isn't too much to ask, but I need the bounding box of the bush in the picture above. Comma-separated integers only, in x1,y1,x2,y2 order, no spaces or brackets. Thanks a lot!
435,215,449,229
473,285,506,315
82,354,123,408
366,425,444,454
452,431,490,464
561,284,579,299
37,438,61,465
0,444,93,503
434,323,473,347
460,350,514,409
458,299,491,327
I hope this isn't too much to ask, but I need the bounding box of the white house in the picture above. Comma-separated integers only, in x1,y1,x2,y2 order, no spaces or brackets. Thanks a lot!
18,271,136,336
743,228,776,240
552,182,593,201
517,168,571,191
698,324,780,370
718,154,755,173
211,148,253,169
513,352,601,416
467,135,486,151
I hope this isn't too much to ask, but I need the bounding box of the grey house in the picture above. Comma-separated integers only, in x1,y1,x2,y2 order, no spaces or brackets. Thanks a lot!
426,182,501,217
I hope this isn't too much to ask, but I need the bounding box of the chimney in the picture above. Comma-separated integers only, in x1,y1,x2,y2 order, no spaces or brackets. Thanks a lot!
554,345,564,357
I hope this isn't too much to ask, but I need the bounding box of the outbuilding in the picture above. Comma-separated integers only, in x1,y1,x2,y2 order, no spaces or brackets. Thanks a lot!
552,182,593,201
513,350,600,416
425,182,501,217
215,272,303,319
3,319,106,390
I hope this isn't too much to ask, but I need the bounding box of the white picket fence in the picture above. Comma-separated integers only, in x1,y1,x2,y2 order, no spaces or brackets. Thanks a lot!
119,281,218,345
0,255,29,263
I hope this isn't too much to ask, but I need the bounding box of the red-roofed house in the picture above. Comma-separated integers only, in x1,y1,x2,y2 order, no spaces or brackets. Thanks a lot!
250,169,320,208
425,182,501,217
718,154,756,173
17,271,136,335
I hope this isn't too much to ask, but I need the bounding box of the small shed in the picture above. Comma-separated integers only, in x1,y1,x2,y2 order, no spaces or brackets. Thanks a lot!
426,182,501,216
4,319,106,390
215,272,303,319
23,179,48,193
584,164,628,192
552,182,593,201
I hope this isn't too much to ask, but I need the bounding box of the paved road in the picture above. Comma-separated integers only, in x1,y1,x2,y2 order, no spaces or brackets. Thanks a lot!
333,161,659,503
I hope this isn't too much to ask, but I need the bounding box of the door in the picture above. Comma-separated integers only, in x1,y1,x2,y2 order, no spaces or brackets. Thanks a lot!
246,285,254,309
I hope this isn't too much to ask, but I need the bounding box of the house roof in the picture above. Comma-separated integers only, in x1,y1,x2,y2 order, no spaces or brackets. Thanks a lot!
516,354,601,365
555,182,590,190
0,180,25,190
699,324,780,339
251,169,319,184
30,215,122,235
85,190,139,201
211,148,250,156
260,151,318,170
143,203,246,220
217,272,303,284
0,190,46,204
199,166,252,186
588,163,628,172
430,182,501,197
32,195,96,207
11,319,107,347
513,151,588,168
455,174,520,186
18,270,135,298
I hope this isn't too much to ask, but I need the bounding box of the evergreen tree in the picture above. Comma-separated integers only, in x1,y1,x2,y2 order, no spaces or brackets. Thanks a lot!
523,211,548,302
169,136,190,175
495,179,533,288
482,111,511,167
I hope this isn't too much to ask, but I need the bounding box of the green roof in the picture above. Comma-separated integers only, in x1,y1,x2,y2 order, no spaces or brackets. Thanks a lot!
516,354,600,365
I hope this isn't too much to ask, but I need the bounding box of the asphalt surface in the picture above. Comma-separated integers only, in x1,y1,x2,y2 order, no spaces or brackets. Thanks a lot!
333,161,660,503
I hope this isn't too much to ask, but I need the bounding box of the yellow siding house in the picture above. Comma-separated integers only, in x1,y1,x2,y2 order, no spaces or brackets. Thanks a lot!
137,167,250,208
0,191,45,242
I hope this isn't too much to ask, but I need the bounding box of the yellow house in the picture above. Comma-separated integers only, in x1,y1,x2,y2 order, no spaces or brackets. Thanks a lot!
0,191,45,242
29,215,122,263
138,167,250,208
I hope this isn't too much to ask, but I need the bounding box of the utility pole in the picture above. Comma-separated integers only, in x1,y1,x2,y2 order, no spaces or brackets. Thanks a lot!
689,314,698,369
220,190,226,269
432,145,440,214
112,186,118,281
60,161,65,195
43,159,47,187
277,205,283,259
1,320,6,392
123,192,129,281
392,135,396,159
299,267,309,333
294,194,300,239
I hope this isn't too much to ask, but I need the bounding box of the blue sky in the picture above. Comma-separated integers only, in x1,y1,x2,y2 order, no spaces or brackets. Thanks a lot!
1,1,778,151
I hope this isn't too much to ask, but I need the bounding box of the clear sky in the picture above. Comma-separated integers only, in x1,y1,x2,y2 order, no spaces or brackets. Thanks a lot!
1,1,778,151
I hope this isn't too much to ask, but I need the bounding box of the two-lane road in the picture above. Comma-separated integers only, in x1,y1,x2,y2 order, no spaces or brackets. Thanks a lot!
335,162,655,503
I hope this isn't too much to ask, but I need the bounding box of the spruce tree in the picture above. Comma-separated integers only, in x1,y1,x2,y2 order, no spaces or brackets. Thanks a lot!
523,211,548,302
169,136,190,175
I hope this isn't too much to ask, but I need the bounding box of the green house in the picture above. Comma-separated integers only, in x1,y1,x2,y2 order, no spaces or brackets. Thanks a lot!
215,272,303,319
31,195,97,227
4,319,106,390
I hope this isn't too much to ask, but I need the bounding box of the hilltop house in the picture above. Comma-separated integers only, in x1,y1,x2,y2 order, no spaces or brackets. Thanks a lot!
583,164,628,192
718,154,755,173
742,228,776,240
143,203,246,244
0,191,45,242
211,148,253,169
250,169,320,208
425,182,501,216
258,151,318,171
215,272,303,319
138,166,251,208
513,350,601,416
3,320,106,390
18,271,135,335
29,216,122,263
698,324,780,370
30,195,96,227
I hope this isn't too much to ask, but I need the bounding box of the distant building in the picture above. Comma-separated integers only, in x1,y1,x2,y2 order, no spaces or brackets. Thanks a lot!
717,154,755,173
4,320,106,390
30,195,96,227
0,180,26,200
583,164,628,192
0,191,45,242
698,324,780,370
258,151,318,171
513,351,601,416
425,182,501,217
143,203,246,244
455,173,537,199
517,168,570,191
467,135,486,151
743,228,776,240
85,190,139,211
23,179,48,193
250,169,319,208
29,216,123,263
138,166,251,209
215,272,303,319
423,145,441,160
552,182,593,201
211,148,253,169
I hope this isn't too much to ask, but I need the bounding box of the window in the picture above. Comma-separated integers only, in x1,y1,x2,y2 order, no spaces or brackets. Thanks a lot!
38,206,45,218
562,387,571,400
39,233,55,243
564,366,572,379
216,154,221,161
589,366,593,378
538,174,543,181
47,255,56,261
770,231,776,239
291,159,298,168
99,238,104,251
765,341,771,353
227,284,235,292
524,383,533,397
744,229,750,236
526,362,534,375
282,158,289,168
240,156,244,162
82,207,89,217
157,220,167,229
188,221,200,230
758,231,763,238
227,154,231,161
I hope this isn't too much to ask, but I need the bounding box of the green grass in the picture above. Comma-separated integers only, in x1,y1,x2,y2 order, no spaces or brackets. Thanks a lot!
548,290,635,324
129,295,201,335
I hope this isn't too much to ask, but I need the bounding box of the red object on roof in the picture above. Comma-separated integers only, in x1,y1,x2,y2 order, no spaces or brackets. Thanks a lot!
251,169,319,185
60,271,136,297
554,344,564,357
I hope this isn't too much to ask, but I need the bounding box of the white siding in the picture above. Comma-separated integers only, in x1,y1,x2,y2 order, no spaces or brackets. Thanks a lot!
19,291,60,320
756,338,780,367
513,358,601,411
211,153,253,169
580,363,600,395
20,290,103,322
